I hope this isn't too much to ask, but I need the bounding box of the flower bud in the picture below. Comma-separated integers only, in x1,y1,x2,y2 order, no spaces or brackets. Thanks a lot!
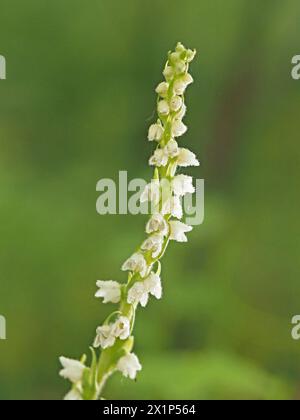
170,95,183,112
155,82,169,98
177,148,200,167
173,73,193,95
148,122,164,142
174,60,186,74
186,49,196,63
165,139,179,158
176,103,187,120
169,221,193,243
157,100,170,116
172,120,187,137
169,51,181,63
117,353,142,380
149,148,169,167
176,42,186,54
163,66,174,81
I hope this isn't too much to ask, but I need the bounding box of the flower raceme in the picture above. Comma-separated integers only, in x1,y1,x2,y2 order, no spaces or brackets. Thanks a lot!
59,42,199,400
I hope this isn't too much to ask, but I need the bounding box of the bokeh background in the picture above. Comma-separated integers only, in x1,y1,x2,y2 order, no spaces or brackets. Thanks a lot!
0,0,300,400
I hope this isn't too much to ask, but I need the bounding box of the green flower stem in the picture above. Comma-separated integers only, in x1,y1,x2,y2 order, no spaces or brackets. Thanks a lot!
95,53,193,399
59,43,197,401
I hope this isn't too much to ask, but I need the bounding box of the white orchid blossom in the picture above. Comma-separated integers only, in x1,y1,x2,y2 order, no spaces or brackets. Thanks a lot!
148,121,164,142
59,357,85,384
95,280,121,304
146,213,169,237
93,316,130,349
127,272,162,307
117,353,142,380
169,221,193,243
141,234,164,259
172,175,195,197
177,148,200,167
121,253,148,278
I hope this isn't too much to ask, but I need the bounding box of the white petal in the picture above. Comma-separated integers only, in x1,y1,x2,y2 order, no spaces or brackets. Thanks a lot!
172,120,187,137
170,96,183,112
177,148,200,167
148,123,164,142
140,180,160,204
163,66,174,81
155,82,169,98
59,357,85,384
176,104,187,120
173,73,193,95
64,389,82,401
94,324,115,349
149,148,169,167
140,292,149,308
172,175,195,197
117,353,142,380
161,196,183,220
157,100,170,116
186,49,196,63
169,221,193,242
144,272,162,300
127,282,149,307
121,253,148,278
95,280,121,304
146,213,169,237
165,139,179,158
141,234,164,259
113,316,131,340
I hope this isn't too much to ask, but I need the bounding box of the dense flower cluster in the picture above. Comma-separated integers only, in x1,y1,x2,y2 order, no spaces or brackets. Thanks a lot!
59,42,199,400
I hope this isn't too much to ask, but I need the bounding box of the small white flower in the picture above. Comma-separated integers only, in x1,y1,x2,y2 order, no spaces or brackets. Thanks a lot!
165,139,179,158
174,60,186,74
127,281,149,307
127,272,162,307
94,316,131,349
155,82,169,98
175,42,186,53
170,95,183,112
157,100,170,116
149,148,169,167
150,141,179,167
148,122,164,142
162,195,183,219
112,316,131,340
163,66,174,81
171,120,187,137
140,180,160,205
141,234,164,259
177,148,200,167
59,357,85,384
186,49,196,63
121,253,148,278
64,389,82,401
182,73,194,85
176,103,187,120
146,213,169,237
169,51,181,63
144,272,162,300
94,324,115,349
95,280,121,304
117,353,142,380
172,175,195,197
173,73,194,95
169,221,193,242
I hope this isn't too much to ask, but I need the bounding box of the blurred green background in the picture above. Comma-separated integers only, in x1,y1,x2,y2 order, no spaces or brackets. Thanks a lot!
0,0,300,400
